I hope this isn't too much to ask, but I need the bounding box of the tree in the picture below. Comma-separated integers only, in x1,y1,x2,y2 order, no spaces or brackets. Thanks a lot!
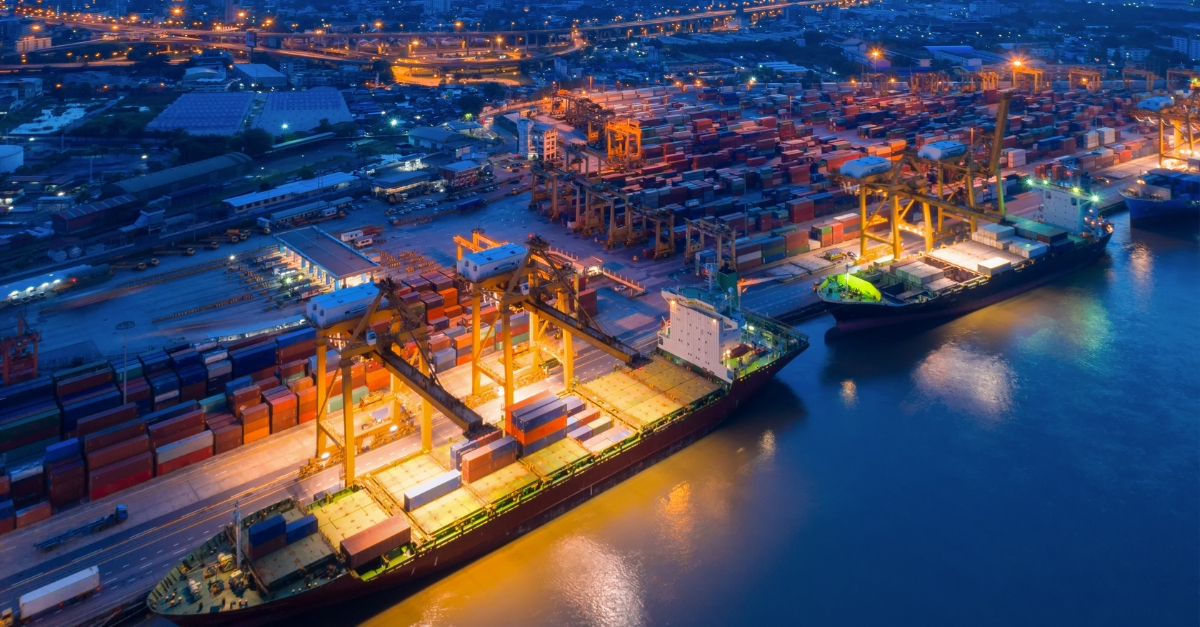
235,129,274,156
456,94,484,117
331,122,359,137
481,81,506,100
372,59,391,76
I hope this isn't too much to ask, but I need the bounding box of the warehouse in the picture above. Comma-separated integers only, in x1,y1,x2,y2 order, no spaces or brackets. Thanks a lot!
223,172,361,214
275,227,379,290
253,88,353,134
52,194,137,234
233,64,287,89
145,93,255,136
104,153,256,202
371,170,431,200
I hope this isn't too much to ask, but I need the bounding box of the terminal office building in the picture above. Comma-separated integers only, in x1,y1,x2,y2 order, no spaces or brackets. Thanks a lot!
275,227,380,290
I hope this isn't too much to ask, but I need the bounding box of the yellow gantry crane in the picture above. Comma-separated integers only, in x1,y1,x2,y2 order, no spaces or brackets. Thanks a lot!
1122,68,1157,92
1068,68,1104,92
1130,88,1200,166
309,280,489,483
836,91,1014,260
458,235,644,413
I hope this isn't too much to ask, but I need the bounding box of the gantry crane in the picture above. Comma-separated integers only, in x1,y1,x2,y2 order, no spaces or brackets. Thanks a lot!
453,228,505,260
684,217,738,273
605,118,644,171
0,312,39,386
1122,68,1157,92
911,72,951,95
1012,64,1045,91
308,280,489,483
957,70,1000,93
1130,88,1200,167
458,235,644,413
1166,68,1200,91
1069,68,1104,92
836,91,1014,260
552,90,612,147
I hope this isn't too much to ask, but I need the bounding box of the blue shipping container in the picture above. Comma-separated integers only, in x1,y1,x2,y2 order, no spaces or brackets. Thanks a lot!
276,328,315,349
285,514,318,544
224,376,254,396
518,427,567,456
248,515,286,546
44,438,80,463
0,376,53,408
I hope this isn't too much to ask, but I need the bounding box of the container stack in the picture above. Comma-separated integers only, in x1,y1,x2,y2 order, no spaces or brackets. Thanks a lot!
971,223,1015,250
460,436,519,483
568,414,612,442
893,261,946,285
247,515,287,559
577,289,599,317
0,376,61,461
285,514,318,544
8,462,45,508
240,403,270,444
402,470,462,511
111,360,151,414
340,514,411,570
0,499,13,535
581,427,634,455
147,407,205,449
493,312,530,351
263,387,297,434
55,362,120,436
509,396,569,456
154,431,213,475
148,371,180,411
229,341,278,380
15,500,51,528
205,412,242,454
44,439,85,507
84,416,151,499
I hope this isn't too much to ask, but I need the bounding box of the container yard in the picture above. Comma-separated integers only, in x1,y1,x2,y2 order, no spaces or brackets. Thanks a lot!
0,68,1179,627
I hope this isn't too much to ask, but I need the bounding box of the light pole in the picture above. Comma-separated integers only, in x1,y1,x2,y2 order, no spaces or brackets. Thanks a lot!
117,321,135,404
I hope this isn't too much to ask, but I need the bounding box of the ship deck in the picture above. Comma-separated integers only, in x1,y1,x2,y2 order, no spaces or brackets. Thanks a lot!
148,317,808,617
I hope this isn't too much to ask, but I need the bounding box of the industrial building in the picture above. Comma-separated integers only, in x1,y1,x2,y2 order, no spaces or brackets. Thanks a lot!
517,118,559,162
146,93,256,136
405,127,476,151
105,153,256,202
370,169,432,199
437,160,483,188
233,64,287,89
253,88,353,134
223,172,361,214
274,226,379,290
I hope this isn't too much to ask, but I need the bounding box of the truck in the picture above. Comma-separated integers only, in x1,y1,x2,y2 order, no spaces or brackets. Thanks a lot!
10,567,101,622
455,197,486,213
34,505,128,552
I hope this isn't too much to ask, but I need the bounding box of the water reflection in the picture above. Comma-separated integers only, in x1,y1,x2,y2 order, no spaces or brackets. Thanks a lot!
841,380,858,409
909,343,1016,421
655,482,696,575
551,536,647,627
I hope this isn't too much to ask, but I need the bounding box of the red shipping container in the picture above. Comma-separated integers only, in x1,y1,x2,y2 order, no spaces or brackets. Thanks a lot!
76,403,139,437
240,402,269,423
298,410,317,424
214,425,242,454
0,517,13,536
87,435,151,469
84,420,147,454
462,449,517,483
289,376,314,392
156,447,213,475
56,369,114,397
279,360,306,378
90,469,152,501
152,422,205,449
149,410,205,441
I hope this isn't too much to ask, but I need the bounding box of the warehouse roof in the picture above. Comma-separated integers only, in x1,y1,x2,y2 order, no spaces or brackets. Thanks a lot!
253,88,352,133
275,227,378,279
53,194,136,221
223,172,359,210
114,153,254,196
372,169,430,187
146,92,255,136
407,127,458,143
439,160,479,173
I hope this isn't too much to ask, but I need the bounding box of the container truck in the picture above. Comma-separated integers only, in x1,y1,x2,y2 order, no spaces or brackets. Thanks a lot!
34,505,128,552
9,567,101,622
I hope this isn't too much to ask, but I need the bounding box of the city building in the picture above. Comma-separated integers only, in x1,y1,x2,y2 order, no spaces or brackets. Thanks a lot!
406,126,476,151
516,118,559,162
438,160,483,188
370,169,432,200
275,227,379,290
15,36,51,53
180,67,234,92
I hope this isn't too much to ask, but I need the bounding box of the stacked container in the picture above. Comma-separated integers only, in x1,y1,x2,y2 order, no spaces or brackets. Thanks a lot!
0,376,61,461
229,341,278,380
45,438,85,507
340,514,411,570
247,515,287,559
8,462,45,508
460,436,519,483
206,412,242,454
508,396,568,456
155,431,213,475
263,387,297,433
402,470,462,511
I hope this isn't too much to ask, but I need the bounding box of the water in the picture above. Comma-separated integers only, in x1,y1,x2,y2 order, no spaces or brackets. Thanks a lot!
345,215,1200,627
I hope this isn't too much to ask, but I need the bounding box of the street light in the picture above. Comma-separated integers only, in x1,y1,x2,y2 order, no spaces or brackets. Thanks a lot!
116,321,135,404
1012,59,1022,86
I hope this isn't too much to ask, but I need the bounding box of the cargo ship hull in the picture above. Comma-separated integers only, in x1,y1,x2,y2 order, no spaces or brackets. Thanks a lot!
158,351,799,627
829,234,1111,334
1122,195,1200,224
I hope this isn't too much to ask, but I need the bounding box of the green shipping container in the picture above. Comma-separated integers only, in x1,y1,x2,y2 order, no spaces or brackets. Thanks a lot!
0,409,61,441
54,360,112,382
786,245,810,256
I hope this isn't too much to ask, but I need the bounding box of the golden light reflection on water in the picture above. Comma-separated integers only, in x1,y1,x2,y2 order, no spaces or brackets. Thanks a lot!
841,380,858,409
911,343,1016,421
551,536,648,627
1128,242,1154,307
656,482,696,572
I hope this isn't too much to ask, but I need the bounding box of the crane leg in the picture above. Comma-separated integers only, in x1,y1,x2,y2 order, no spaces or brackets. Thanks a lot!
471,291,482,396
340,359,355,484
419,353,432,453
501,307,514,426
316,344,327,458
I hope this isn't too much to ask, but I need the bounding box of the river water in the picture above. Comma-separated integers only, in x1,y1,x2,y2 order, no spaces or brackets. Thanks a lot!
343,214,1199,627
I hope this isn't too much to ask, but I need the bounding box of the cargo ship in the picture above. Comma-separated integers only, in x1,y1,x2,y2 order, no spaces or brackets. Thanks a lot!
819,181,1113,333
147,286,807,627
1118,168,1200,224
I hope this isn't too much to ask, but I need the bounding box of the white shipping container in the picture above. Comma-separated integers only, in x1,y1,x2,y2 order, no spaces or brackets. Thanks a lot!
20,567,100,619
976,257,1012,276
339,229,363,242
155,430,214,464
